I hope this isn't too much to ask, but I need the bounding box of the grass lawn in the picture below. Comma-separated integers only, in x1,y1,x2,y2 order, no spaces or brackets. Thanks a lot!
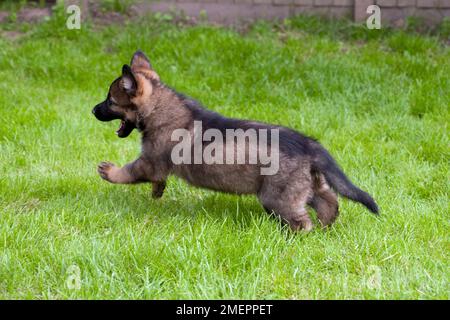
0,9,449,299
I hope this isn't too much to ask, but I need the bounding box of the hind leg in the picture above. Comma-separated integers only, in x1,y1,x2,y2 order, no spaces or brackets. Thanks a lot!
258,174,314,232
260,193,313,232
309,173,339,227
310,193,339,227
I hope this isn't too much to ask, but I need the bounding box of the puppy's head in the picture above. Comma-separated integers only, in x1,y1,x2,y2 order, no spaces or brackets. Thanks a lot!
92,50,160,138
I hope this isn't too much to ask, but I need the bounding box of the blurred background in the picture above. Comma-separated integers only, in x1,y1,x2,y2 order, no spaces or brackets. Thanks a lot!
0,0,449,31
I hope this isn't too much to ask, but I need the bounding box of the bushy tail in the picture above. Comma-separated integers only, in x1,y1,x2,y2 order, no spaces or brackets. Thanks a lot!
311,143,379,214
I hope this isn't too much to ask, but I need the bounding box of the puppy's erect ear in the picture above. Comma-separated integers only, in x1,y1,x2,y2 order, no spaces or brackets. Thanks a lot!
120,64,137,96
129,50,160,83
131,50,152,70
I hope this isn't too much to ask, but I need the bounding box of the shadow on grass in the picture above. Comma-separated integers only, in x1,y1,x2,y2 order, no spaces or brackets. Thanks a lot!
7,175,272,229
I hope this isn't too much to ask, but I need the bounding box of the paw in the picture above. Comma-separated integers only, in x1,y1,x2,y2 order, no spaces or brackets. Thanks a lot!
301,220,314,233
151,189,164,199
289,214,314,233
97,162,118,183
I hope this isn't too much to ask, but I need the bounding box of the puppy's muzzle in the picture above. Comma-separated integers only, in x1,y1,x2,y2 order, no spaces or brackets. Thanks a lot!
92,101,121,122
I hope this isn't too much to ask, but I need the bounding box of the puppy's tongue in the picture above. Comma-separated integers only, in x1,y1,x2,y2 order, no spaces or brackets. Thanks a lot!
116,120,125,135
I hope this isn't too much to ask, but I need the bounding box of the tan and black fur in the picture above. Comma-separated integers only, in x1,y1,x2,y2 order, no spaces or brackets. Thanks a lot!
92,51,378,231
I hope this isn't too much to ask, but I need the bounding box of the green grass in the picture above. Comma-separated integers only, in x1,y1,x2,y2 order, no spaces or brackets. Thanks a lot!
0,12,449,299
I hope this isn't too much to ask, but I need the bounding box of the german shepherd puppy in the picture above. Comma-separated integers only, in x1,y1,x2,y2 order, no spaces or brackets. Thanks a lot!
92,51,378,231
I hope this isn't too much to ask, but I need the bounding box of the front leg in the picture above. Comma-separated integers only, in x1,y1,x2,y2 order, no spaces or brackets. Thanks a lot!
98,158,149,184
151,181,166,199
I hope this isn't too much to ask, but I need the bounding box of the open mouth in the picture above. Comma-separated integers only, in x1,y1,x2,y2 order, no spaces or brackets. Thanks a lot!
91,104,135,138
115,120,135,138
116,120,126,135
